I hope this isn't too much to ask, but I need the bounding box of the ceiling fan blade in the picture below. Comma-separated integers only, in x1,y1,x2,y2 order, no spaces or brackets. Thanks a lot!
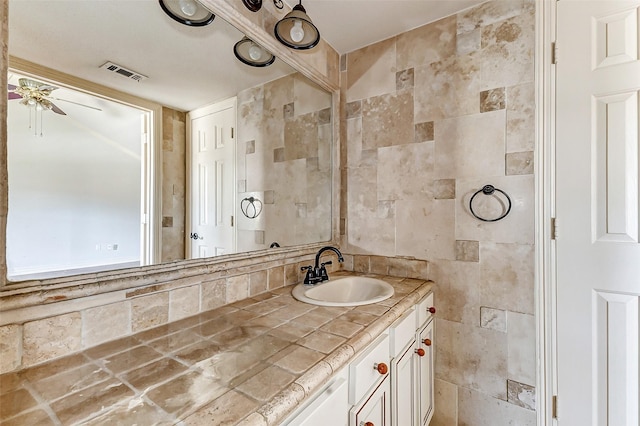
38,98,66,115
8,83,17,90
8,92,22,100
51,97,102,112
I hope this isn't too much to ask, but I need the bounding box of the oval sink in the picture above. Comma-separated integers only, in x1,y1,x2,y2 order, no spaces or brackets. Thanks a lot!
292,276,394,307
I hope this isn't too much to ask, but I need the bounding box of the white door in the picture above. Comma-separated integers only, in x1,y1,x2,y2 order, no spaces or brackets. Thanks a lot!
350,376,391,426
187,98,236,259
417,320,434,426
556,1,640,424
391,341,416,426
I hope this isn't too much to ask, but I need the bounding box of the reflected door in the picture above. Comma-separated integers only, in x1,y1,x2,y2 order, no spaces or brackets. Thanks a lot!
188,98,236,259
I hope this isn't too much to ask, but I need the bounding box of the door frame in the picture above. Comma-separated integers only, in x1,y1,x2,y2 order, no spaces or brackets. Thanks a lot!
6,57,162,273
185,97,238,259
535,0,556,425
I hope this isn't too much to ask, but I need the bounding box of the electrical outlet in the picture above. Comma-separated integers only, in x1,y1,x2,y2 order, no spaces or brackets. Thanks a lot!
112,244,118,251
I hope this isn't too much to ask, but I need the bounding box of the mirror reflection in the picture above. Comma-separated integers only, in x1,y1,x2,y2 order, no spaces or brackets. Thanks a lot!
6,0,333,282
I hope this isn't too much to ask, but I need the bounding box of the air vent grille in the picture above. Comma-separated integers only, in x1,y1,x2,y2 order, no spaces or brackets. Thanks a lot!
99,61,148,82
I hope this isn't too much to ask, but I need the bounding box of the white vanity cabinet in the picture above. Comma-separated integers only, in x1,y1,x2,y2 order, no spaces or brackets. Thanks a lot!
282,291,435,426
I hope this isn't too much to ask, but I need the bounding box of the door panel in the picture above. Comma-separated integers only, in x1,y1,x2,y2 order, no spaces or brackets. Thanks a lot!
556,1,640,424
188,99,236,259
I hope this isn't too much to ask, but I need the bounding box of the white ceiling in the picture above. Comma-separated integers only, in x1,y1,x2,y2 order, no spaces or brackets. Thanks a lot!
8,0,483,112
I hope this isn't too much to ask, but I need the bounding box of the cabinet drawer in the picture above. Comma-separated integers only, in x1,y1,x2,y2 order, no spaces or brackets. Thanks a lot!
389,307,416,357
349,333,390,405
416,292,435,328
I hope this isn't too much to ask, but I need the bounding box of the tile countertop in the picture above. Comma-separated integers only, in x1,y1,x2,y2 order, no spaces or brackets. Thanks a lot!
0,272,433,426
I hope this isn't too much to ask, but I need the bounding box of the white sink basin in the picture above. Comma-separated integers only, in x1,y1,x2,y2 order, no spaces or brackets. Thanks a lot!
292,276,394,307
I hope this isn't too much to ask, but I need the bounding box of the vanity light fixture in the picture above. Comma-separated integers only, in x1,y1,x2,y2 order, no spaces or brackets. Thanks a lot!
158,0,215,27
233,37,276,67
274,0,320,50
242,0,262,12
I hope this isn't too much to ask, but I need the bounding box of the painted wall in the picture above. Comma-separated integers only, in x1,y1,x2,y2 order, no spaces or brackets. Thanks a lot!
6,89,143,278
236,73,332,252
341,0,536,423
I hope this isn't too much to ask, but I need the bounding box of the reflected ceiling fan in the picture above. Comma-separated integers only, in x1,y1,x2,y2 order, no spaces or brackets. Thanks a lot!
8,78,67,115
8,77,101,136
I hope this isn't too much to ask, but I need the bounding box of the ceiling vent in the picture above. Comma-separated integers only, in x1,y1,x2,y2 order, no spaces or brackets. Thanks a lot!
99,61,148,82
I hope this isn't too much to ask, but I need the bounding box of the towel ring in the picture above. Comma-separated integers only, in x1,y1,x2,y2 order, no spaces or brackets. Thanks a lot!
240,196,263,219
469,185,511,222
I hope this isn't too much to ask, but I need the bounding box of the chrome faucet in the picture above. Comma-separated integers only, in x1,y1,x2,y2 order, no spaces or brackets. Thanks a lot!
301,246,344,285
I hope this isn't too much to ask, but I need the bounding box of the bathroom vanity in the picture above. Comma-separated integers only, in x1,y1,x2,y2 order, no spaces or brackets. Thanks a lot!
282,290,435,426
0,272,434,425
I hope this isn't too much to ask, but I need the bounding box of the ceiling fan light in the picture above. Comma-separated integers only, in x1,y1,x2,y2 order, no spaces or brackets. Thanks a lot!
158,0,215,27
274,1,320,50
233,36,276,67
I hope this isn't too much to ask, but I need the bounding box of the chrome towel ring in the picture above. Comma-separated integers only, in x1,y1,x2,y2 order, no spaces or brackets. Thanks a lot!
469,184,512,222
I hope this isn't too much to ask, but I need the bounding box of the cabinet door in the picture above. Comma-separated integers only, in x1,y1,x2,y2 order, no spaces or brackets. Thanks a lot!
350,376,391,426
283,374,349,426
417,319,434,426
391,340,416,426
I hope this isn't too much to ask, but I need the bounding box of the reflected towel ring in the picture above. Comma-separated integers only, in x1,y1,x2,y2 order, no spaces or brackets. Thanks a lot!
469,185,512,222
241,196,263,219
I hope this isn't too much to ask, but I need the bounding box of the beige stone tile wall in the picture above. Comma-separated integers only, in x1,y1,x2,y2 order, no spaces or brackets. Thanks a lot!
0,255,316,373
236,73,332,252
341,0,536,423
161,108,186,262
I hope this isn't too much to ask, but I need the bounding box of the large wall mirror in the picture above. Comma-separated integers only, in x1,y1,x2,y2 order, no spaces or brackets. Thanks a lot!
6,0,333,282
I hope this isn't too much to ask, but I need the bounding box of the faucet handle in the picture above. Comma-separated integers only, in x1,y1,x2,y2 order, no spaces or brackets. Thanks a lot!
301,265,317,285
321,261,332,266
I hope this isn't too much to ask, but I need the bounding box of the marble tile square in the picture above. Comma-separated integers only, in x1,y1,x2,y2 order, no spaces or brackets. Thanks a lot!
369,256,390,275
31,362,110,401
396,198,456,261
147,330,203,353
457,0,525,34
21,353,90,383
22,312,82,367
480,12,535,90
434,111,506,179
201,278,226,312
226,275,249,304
507,311,536,385
131,292,169,332
415,121,434,143
435,319,508,399
273,345,325,374
320,319,364,338
480,307,507,332
298,330,346,354
377,142,433,201
1,408,55,426
83,302,131,348
362,91,414,149
434,179,456,199
82,400,171,425
250,270,268,296
0,324,21,373
431,379,458,426
396,68,414,91
507,379,536,410
103,345,163,374
458,386,536,426
122,357,188,391
236,365,296,402
51,378,134,425
346,100,362,119
346,38,397,102
506,82,535,152
506,151,534,175
268,266,285,290
0,388,38,419
429,260,480,325
455,240,480,262
182,390,258,425
147,371,228,417
457,28,481,55
480,87,506,112
397,15,456,70
480,243,535,315
414,53,481,123
0,372,23,395
169,285,200,322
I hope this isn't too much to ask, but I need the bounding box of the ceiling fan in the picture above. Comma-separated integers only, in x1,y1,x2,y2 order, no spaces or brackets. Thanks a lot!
8,77,103,115
8,78,68,115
